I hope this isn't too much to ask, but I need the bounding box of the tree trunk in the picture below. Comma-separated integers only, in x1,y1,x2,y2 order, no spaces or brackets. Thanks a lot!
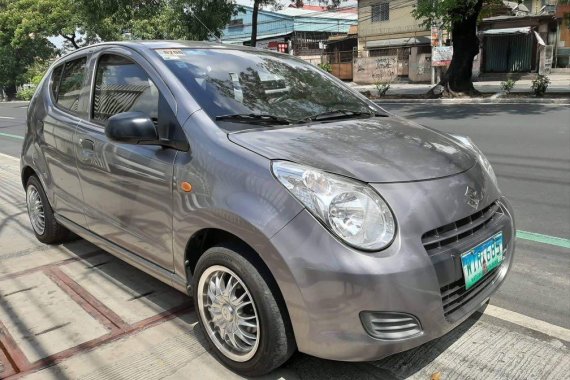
61,33,80,49
431,0,483,97
5,84,17,101
250,1,259,47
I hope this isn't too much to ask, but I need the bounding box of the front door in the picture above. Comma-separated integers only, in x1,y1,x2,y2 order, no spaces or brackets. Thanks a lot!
75,52,177,269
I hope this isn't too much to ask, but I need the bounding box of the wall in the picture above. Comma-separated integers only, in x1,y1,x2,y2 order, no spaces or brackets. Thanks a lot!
353,46,432,84
297,55,322,65
409,49,432,82
358,0,429,50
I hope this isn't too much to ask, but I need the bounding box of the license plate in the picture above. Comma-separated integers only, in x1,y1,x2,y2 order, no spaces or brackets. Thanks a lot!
460,232,503,290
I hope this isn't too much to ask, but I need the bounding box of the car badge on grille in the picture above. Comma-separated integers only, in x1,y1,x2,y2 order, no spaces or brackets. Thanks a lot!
465,186,483,209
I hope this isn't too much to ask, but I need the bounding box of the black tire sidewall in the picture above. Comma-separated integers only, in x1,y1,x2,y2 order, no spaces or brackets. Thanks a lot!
26,176,67,244
192,244,294,376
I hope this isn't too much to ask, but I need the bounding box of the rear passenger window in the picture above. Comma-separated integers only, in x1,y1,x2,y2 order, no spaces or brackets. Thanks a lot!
57,57,87,113
92,54,159,125
50,65,63,100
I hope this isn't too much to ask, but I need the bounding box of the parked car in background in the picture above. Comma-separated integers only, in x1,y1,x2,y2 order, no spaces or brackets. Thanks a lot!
22,41,515,376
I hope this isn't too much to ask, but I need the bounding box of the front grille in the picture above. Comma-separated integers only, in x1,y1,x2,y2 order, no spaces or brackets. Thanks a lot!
422,202,501,254
360,312,423,340
440,265,502,322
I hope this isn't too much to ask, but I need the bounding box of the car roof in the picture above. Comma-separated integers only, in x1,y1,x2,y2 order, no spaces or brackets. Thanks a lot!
55,40,260,64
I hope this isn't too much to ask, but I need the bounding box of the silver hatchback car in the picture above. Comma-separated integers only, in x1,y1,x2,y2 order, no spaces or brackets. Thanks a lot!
22,41,515,376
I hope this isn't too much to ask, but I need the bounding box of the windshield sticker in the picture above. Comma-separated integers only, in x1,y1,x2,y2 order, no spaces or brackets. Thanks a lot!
229,72,243,103
156,49,184,60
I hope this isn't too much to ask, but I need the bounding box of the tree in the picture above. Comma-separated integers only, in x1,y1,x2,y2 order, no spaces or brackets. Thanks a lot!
0,0,239,98
413,0,500,97
81,0,239,42
251,0,275,47
0,0,55,99
3,0,240,51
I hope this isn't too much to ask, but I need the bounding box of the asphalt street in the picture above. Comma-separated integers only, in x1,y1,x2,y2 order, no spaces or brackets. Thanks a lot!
0,101,569,332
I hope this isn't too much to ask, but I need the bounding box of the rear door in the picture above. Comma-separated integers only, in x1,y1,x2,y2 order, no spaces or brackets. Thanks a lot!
74,49,178,270
41,56,89,225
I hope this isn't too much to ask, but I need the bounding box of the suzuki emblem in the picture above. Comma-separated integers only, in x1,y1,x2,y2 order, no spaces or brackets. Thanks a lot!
465,186,483,209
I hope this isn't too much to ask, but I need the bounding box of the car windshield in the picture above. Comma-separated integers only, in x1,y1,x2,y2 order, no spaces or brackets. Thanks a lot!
157,48,377,124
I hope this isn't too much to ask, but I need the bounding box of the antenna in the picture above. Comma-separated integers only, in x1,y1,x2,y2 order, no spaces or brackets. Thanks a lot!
186,7,223,43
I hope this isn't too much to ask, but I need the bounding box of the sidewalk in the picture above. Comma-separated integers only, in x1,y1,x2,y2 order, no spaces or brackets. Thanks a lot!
0,152,569,380
349,75,570,97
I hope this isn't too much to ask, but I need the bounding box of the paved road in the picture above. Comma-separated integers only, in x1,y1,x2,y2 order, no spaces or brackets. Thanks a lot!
0,102,27,157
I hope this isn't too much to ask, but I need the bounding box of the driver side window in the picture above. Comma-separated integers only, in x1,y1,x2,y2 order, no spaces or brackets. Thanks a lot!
92,54,159,126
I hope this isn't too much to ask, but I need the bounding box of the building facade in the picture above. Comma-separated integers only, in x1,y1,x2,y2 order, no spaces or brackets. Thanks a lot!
355,0,431,84
220,6,357,63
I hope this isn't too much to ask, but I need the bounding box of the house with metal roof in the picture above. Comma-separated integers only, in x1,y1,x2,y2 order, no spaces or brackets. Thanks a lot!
220,6,357,61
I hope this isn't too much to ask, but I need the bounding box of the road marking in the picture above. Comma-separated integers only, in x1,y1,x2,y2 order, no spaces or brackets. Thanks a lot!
0,116,15,119
517,230,570,249
379,102,570,106
0,132,24,140
484,304,570,342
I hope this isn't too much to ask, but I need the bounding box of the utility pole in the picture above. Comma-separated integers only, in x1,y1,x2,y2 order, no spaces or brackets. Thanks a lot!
431,23,438,85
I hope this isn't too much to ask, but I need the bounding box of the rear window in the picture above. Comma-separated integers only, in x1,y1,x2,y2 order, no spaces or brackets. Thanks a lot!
57,57,87,113
50,65,63,100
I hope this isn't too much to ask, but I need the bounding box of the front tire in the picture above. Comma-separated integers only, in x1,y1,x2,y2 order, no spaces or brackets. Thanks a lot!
193,244,295,376
26,176,71,244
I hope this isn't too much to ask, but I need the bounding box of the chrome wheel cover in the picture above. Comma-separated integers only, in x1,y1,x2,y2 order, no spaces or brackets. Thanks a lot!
26,185,46,235
198,265,260,362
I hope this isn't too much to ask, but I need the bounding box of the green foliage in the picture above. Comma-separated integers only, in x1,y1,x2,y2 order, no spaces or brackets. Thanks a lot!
531,75,550,97
500,79,517,95
318,63,332,73
374,81,391,97
0,0,56,91
413,0,501,29
0,0,240,92
15,87,36,101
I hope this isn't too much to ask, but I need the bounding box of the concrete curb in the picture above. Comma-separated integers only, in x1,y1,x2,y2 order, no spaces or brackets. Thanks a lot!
371,98,570,104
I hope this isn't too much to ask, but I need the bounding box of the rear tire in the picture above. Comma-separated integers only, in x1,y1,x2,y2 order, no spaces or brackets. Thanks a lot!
193,244,295,376
26,176,71,244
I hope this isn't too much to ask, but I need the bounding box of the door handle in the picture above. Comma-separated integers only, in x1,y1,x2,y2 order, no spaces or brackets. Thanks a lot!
79,138,95,151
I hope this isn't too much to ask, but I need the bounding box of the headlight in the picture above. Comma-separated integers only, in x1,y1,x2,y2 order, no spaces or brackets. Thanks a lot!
451,135,498,187
272,161,396,251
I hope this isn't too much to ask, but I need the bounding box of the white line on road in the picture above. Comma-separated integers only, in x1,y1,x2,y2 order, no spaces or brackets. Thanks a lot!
484,304,570,342
0,116,15,119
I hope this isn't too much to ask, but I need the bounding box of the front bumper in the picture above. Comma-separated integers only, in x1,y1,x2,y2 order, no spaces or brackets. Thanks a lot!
269,163,515,361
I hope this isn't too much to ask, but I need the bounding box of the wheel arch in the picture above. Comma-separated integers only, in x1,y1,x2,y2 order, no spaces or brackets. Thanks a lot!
21,165,37,188
184,227,297,343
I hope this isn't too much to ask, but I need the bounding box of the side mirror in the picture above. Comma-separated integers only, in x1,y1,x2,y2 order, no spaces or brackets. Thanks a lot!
105,112,158,145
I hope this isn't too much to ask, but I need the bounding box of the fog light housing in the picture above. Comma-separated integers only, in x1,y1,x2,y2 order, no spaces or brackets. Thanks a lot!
360,311,423,340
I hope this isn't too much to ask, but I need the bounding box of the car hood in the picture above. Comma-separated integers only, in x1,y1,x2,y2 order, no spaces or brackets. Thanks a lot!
227,117,476,183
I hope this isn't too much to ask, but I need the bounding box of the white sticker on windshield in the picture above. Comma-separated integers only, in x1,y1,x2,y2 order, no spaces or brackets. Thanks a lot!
156,49,184,60
229,72,243,103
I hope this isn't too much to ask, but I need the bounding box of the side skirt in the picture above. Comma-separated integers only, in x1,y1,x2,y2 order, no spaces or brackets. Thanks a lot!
55,214,189,295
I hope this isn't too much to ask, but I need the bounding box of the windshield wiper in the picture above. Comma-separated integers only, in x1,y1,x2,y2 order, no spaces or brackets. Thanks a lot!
304,109,385,122
215,113,293,125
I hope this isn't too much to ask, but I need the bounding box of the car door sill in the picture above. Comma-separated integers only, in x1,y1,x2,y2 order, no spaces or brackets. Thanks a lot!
55,213,189,294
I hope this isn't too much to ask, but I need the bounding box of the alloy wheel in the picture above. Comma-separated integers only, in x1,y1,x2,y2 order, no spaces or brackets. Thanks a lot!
198,265,260,362
26,184,46,235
